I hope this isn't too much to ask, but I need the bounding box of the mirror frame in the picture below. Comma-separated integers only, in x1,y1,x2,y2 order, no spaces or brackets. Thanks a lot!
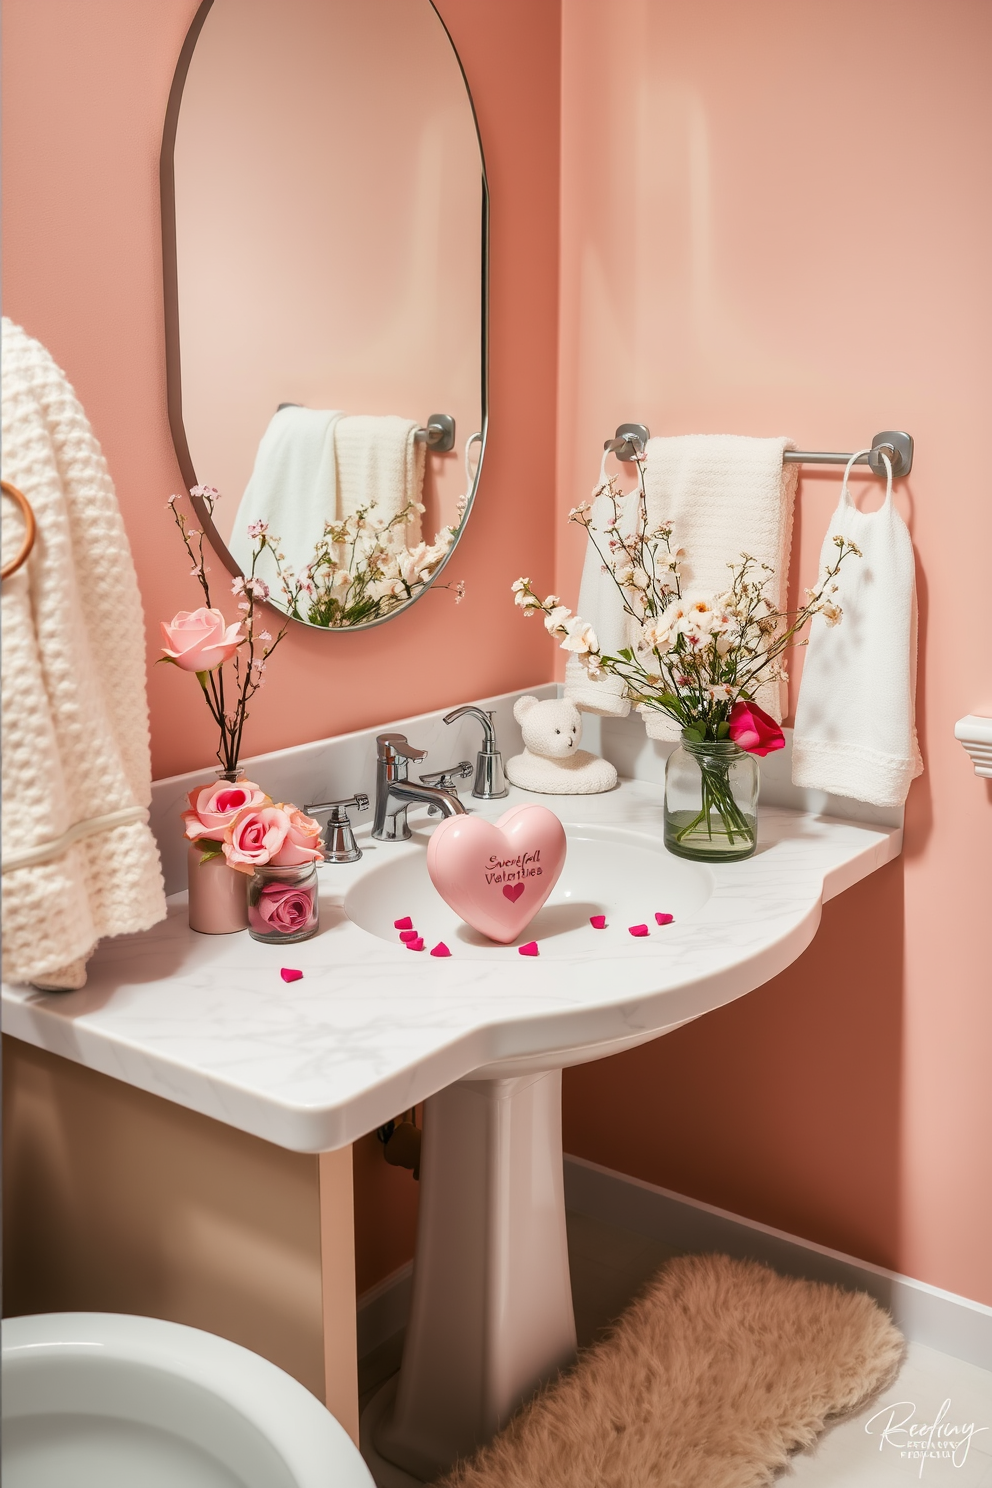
160,0,489,632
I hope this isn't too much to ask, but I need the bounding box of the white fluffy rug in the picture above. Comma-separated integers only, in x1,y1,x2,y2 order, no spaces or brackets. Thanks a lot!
435,1254,904,1488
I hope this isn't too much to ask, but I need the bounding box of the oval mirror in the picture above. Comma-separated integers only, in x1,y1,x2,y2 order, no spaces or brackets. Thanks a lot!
162,0,487,631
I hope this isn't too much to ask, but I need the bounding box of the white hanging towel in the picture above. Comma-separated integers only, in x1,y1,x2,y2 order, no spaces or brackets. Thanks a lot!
563,448,636,716
792,451,923,809
229,405,342,585
639,434,798,739
1,319,167,989
334,414,425,542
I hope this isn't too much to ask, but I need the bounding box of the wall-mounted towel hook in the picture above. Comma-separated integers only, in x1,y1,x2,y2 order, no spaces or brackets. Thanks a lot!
603,423,651,462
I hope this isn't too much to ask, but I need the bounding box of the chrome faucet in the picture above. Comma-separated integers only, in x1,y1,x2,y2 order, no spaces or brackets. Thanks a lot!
372,733,467,842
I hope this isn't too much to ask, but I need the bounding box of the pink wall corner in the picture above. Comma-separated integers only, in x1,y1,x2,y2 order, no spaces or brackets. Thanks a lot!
2,0,560,783
557,0,992,1305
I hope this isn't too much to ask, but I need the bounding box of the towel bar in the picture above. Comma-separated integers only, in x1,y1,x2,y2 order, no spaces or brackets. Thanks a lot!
276,404,456,454
604,425,914,477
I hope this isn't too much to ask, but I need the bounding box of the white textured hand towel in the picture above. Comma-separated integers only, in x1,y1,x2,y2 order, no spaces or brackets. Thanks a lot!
563,479,636,716
334,414,425,541
792,453,923,809
1,319,166,989
640,434,798,739
230,405,342,584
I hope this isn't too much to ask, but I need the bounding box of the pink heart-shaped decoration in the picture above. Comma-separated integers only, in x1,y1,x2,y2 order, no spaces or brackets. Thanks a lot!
427,804,566,944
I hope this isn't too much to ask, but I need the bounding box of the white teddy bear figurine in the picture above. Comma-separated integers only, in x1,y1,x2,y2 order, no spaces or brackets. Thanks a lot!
505,696,618,795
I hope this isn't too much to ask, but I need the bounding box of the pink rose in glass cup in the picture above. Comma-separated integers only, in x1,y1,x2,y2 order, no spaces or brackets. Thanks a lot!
249,881,317,936
728,699,785,757
182,781,270,842
268,806,325,867
223,806,293,874
161,607,244,673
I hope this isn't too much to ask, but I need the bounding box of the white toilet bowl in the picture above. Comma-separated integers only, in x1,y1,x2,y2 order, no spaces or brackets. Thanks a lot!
2,1312,374,1488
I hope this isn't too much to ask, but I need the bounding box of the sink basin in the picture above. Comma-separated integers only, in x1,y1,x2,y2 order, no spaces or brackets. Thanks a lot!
345,822,713,958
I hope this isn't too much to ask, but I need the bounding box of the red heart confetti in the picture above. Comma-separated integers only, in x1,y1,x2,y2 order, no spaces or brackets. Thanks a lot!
399,929,419,942
655,912,674,926
430,942,451,958
519,941,539,956
628,924,649,937
393,916,414,930
589,914,607,929
280,968,303,982
405,937,425,952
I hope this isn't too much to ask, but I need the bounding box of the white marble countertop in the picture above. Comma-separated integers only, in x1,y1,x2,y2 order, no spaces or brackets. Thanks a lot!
2,777,900,1153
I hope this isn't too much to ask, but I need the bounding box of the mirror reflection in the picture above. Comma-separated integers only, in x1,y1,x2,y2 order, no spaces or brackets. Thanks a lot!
164,0,486,629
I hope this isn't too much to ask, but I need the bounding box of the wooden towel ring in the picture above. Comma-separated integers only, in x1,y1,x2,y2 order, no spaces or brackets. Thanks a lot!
1,481,37,580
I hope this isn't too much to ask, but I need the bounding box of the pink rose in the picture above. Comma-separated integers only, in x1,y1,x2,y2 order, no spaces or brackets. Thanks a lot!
223,805,292,874
161,607,244,672
248,882,317,936
268,806,325,867
728,699,785,757
181,780,270,842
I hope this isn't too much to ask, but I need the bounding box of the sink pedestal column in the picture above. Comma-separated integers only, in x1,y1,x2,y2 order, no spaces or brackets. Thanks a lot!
374,1069,576,1481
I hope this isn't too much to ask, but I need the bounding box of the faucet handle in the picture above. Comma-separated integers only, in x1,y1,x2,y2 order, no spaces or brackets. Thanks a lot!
304,794,369,864
376,732,428,764
419,760,473,798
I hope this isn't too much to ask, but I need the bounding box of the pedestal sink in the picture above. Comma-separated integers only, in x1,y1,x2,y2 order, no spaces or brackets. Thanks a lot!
348,825,713,1482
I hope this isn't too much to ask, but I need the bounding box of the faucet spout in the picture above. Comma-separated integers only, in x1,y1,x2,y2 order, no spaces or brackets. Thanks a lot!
388,779,467,819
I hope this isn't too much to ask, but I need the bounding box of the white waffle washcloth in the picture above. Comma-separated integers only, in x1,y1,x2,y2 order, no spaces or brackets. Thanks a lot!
792,451,923,809
1,319,166,989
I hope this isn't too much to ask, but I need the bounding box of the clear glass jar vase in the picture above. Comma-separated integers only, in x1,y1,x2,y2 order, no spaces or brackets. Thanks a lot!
247,862,320,943
664,735,759,862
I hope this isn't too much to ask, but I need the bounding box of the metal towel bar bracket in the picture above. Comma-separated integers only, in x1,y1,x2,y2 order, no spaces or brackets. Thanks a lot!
604,425,914,477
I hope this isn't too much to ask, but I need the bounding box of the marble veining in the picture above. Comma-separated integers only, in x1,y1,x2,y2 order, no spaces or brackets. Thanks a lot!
3,771,901,1153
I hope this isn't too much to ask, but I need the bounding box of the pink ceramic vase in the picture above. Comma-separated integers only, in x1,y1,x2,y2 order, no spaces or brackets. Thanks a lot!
187,842,249,934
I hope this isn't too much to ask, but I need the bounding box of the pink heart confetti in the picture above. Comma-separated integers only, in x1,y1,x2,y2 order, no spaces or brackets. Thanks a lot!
655,912,674,926
519,941,539,956
589,914,607,929
280,968,303,982
394,916,414,930
430,942,451,958
502,882,525,903
628,924,649,937
399,929,419,942
405,937,425,952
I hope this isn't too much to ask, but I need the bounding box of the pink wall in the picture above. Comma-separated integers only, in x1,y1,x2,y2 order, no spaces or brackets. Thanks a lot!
2,0,558,784
558,0,992,1305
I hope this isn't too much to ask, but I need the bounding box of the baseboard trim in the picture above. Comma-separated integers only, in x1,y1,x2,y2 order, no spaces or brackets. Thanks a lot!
356,1159,992,1371
357,1261,413,1361
563,1155,992,1371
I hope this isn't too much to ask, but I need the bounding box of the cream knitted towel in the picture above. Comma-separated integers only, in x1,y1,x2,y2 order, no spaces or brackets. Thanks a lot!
793,452,923,809
334,414,425,541
1,319,166,989
640,434,798,740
